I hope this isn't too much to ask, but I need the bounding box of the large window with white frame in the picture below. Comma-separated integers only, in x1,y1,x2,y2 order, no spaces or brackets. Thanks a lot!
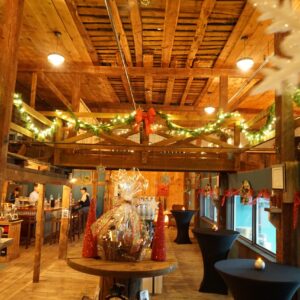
232,195,276,254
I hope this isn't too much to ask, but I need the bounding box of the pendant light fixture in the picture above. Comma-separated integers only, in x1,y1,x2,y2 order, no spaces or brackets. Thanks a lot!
204,106,215,114
47,31,65,67
236,36,254,72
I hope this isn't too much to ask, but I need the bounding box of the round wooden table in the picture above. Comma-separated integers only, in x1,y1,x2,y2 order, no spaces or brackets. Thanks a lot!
67,257,177,300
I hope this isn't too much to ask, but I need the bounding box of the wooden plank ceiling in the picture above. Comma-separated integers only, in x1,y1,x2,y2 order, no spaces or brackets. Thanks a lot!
16,0,274,120
12,0,298,170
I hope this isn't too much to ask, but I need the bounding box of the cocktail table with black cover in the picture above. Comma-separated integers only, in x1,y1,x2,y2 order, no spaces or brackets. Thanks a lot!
192,228,239,294
215,259,300,300
171,210,196,244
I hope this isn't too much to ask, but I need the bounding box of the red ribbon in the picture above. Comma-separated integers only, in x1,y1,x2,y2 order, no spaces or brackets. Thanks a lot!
252,189,270,205
221,189,240,206
134,107,156,136
293,192,300,229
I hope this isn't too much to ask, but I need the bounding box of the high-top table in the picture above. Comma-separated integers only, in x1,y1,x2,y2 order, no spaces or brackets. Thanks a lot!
192,227,239,294
67,257,177,300
171,210,196,244
215,259,300,300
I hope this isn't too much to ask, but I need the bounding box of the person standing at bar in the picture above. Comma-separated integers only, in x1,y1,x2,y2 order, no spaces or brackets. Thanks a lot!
79,187,90,211
29,184,39,206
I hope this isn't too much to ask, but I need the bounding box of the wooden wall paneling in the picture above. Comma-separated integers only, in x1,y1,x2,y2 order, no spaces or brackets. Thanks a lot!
33,183,45,283
0,0,24,205
58,185,71,260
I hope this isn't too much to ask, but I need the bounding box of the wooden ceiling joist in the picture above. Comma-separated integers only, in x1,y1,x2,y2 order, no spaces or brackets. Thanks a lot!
109,0,133,66
39,72,72,111
98,75,120,103
18,65,259,78
128,0,143,67
186,0,216,68
10,122,34,139
30,72,37,108
143,54,153,104
161,0,181,67
64,0,99,63
62,132,95,144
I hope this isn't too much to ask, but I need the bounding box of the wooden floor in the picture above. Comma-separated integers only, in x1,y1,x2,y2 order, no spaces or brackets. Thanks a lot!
0,228,232,300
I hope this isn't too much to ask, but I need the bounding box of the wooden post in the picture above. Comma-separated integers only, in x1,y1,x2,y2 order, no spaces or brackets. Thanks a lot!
218,172,228,229
33,183,45,283
53,118,63,165
219,75,228,112
1,180,9,205
0,0,24,205
92,170,98,200
234,125,241,170
58,185,71,260
30,72,38,108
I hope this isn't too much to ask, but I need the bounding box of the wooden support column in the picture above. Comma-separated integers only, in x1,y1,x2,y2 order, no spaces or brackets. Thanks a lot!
92,170,98,200
219,75,228,112
0,0,24,205
33,183,45,283
218,172,228,229
273,12,299,267
194,173,201,228
234,125,241,170
54,118,63,165
58,185,71,260
30,72,38,108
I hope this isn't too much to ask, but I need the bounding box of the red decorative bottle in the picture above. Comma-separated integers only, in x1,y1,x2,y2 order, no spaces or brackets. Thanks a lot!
151,202,166,261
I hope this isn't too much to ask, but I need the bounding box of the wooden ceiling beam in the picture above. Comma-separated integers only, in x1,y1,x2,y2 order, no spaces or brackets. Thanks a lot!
39,72,72,111
98,75,120,103
161,0,181,67
128,0,143,67
53,142,240,153
62,132,95,143
180,77,193,106
143,54,153,104
99,131,140,146
227,78,260,112
30,72,37,108
194,3,256,107
10,122,34,139
116,53,133,104
18,65,260,78
109,0,133,66
64,0,99,63
186,0,216,67
201,135,233,148
56,151,236,171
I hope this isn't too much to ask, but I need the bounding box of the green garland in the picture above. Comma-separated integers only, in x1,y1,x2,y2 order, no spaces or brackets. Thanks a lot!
291,88,300,107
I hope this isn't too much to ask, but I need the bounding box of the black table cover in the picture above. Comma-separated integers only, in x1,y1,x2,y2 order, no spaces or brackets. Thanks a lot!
171,210,196,244
192,228,239,294
215,259,300,300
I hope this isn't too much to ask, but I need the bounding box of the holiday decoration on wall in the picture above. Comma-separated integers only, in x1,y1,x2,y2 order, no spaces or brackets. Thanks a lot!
151,202,166,261
239,180,253,205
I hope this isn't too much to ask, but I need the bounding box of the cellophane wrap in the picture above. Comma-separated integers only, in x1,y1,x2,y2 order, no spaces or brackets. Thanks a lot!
92,203,144,261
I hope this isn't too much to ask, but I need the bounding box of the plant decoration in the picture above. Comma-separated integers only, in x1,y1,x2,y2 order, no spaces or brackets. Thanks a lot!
239,180,253,205
13,93,57,140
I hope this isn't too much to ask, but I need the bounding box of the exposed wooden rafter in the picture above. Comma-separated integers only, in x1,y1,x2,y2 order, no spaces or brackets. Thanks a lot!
143,54,153,104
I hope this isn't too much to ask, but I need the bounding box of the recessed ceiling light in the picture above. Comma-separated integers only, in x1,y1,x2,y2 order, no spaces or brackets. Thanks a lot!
204,106,215,114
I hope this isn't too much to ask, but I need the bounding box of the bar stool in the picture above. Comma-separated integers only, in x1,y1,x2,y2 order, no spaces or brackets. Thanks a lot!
22,215,36,249
69,210,80,241
50,215,61,244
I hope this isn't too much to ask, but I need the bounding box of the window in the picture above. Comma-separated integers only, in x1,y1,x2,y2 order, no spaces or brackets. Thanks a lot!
233,195,252,240
203,195,217,222
231,195,276,254
256,198,276,253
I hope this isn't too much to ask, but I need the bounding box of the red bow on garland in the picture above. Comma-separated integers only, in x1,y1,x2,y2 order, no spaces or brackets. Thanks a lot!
293,192,300,229
252,189,270,205
134,107,156,136
221,189,240,206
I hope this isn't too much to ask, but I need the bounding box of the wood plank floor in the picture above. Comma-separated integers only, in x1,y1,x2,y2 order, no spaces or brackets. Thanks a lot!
0,228,232,300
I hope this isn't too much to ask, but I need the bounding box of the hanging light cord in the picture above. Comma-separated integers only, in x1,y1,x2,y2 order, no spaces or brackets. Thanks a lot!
228,56,271,104
104,0,137,111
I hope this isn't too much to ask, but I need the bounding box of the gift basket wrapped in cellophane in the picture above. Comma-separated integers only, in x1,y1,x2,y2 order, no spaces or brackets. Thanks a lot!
92,169,151,261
